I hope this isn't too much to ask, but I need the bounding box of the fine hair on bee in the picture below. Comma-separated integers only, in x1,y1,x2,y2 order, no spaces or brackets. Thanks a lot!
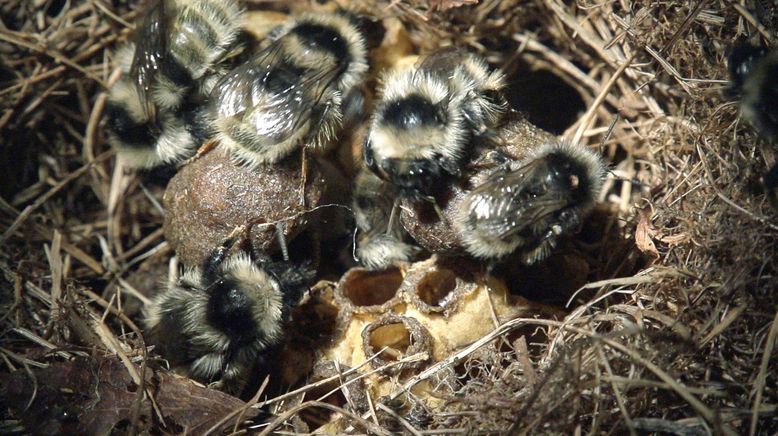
363,64,469,201
104,0,243,170
726,41,778,205
209,12,369,167
418,47,508,133
352,169,420,270
453,140,605,265
143,235,315,394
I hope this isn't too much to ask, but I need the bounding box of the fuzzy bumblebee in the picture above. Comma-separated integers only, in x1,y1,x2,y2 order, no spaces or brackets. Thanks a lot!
364,48,506,201
209,12,369,167
104,0,243,170
453,140,605,264
144,237,314,393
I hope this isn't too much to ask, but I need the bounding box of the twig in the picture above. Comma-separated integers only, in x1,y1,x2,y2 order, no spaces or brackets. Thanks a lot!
0,31,107,87
258,401,392,436
377,403,423,436
256,351,427,409
0,151,113,246
202,377,269,436
749,309,778,436
570,53,637,145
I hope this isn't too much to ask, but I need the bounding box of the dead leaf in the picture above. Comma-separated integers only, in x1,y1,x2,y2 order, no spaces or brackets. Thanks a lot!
658,232,691,246
0,356,257,434
635,208,659,263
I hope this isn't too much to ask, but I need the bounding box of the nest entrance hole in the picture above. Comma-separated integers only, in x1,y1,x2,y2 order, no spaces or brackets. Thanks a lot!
416,268,457,308
504,65,585,135
340,268,403,307
367,322,411,361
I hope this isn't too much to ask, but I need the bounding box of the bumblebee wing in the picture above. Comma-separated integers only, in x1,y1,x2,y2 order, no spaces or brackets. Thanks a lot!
129,0,170,113
469,163,569,239
212,42,340,146
415,46,469,77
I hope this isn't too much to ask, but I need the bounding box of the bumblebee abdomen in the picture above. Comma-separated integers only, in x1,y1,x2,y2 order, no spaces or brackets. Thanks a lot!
170,0,242,79
103,102,157,147
291,23,350,62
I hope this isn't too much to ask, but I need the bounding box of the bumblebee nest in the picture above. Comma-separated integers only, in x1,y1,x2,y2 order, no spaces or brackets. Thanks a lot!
1,0,777,434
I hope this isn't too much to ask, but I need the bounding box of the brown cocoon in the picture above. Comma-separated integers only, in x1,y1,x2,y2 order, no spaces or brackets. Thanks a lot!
163,149,326,267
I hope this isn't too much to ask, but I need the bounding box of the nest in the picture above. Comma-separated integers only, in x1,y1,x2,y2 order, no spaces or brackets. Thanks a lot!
1,0,777,434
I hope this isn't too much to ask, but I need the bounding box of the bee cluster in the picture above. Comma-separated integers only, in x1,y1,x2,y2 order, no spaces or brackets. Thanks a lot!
104,0,607,398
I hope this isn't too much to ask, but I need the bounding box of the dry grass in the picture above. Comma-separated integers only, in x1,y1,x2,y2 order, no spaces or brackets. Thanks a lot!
1,0,777,434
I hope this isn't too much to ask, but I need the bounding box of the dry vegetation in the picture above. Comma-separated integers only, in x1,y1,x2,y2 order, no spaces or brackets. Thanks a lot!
1,0,777,434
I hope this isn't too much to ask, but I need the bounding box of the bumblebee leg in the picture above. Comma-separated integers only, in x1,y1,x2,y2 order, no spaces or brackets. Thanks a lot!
276,221,290,262
425,195,448,224
203,227,245,281
385,200,399,236
521,209,582,265
217,364,249,395
471,148,514,171
461,96,486,133
177,139,218,169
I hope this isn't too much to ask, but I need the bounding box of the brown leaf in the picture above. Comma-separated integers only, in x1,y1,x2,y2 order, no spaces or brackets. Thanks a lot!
635,208,659,263
0,356,257,435
657,232,691,246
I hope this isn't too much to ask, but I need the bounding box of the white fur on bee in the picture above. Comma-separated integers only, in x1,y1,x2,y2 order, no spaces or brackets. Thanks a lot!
450,54,507,129
370,67,468,162
352,169,420,269
221,253,285,344
450,54,506,95
212,12,364,167
114,44,135,74
215,116,307,167
172,0,243,80
453,200,526,259
357,234,419,271
108,113,195,169
216,91,344,167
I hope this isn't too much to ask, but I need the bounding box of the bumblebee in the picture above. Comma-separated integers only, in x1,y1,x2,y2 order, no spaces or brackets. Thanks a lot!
104,0,242,170
352,169,420,270
209,12,368,167
728,43,778,142
144,236,314,394
727,42,778,204
453,140,605,264
363,49,506,201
